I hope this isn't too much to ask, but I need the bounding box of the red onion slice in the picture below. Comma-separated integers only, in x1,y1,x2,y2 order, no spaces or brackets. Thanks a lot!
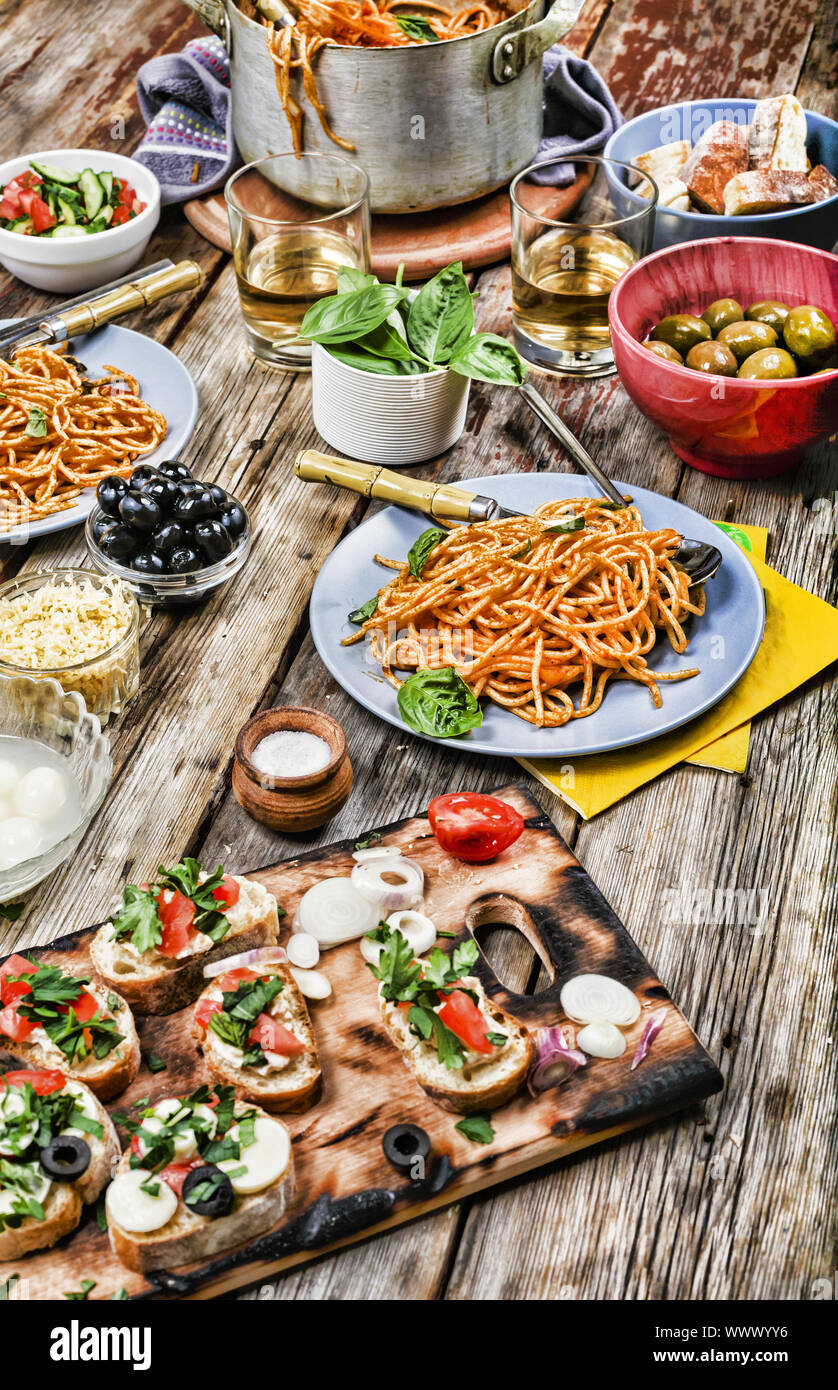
527,1025,586,1096
202,945,287,979
631,1008,667,1070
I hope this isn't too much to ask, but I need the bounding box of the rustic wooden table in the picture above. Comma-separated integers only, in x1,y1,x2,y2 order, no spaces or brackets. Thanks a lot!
1,0,835,1302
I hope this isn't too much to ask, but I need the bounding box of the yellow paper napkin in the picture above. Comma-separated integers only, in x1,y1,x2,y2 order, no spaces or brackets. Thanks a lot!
519,543,838,820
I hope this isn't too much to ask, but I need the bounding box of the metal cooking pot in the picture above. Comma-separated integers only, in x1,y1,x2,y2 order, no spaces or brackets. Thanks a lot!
184,0,583,212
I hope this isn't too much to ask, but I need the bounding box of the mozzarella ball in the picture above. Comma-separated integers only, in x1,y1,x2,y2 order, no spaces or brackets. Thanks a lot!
13,765,67,822
0,816,44,868
0,760,19,798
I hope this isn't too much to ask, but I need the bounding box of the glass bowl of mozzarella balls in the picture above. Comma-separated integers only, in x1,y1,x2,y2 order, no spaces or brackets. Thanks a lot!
85,460,252,607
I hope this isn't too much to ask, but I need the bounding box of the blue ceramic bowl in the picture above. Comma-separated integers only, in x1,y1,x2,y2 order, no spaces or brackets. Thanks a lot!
604,98,838,252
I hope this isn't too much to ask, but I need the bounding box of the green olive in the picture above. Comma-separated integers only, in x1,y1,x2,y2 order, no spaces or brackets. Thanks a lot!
717,320,778,363
643,340,684,364
702,298,744,335
745,300,791,334
685,340,739,376
736,347,798,380
650,314,711,355
782,305,837,366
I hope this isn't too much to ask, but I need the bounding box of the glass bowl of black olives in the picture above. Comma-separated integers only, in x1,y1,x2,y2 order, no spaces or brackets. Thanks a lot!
85,461,251,607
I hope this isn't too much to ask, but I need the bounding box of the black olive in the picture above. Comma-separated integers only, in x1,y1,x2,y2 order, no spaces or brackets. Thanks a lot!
130,464,162,490
382,1123,431,1177
142,476,180,515
96,475,130,518
151,520,189,555
218,502,247,538
91,514,116,544
208,484,230,507
119,491,162,531
182,1164,234,1218
168,545,202,573
132,550,167,575
98,524,136,562
174,488,216,523
193,519,233,563
158,460,192,482
40,1135,91,1182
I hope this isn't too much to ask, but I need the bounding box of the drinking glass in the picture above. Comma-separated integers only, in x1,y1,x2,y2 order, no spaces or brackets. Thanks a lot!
225,153,371,368
510,156,657,377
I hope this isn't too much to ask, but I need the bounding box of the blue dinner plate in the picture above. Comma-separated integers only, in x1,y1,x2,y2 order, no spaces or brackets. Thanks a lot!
1,320,198,544
309,473,766,758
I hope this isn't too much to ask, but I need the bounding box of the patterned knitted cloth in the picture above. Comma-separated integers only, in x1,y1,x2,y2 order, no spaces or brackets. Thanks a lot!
133,37,237,204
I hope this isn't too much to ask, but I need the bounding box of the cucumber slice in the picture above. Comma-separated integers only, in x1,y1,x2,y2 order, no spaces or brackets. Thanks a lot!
49,225,88,238
78,169,104,221
29,161,81,185
6,215,34,234
57,197,77,226
99,171,114,200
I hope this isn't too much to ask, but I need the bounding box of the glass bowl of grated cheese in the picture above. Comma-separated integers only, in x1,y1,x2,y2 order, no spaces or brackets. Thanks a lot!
0,569,140,724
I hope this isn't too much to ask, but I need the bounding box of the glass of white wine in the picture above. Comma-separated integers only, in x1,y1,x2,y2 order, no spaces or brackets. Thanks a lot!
225,153,371,369
510,156,657,377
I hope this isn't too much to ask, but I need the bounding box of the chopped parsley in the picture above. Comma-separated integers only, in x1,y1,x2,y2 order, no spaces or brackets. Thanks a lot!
110,856,234,953
368,927,485,1071
455,1114,495,1145
13,965,125,1063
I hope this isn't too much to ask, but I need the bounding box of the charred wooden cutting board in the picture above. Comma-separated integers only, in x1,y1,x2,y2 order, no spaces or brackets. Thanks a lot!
0,786,721,1300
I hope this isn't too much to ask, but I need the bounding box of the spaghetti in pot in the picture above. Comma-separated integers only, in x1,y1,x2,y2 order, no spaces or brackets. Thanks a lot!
0,345,166,529
343,498,707,729
254,0,518,155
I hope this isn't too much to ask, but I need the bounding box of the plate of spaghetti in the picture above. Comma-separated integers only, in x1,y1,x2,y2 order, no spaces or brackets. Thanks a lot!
0,322,198,543
309,473,765,757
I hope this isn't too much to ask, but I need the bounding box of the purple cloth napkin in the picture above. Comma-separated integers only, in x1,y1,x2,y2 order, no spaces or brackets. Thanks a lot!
133,37,239,204
533,45,623,184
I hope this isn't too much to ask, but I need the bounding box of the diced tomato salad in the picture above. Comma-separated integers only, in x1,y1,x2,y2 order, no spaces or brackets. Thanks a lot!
0,162,147,238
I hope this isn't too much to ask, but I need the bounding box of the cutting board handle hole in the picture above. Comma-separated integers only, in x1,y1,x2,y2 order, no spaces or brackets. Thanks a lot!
467,895,554,995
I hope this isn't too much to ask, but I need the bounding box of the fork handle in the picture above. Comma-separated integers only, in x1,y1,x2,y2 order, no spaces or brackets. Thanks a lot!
294,450,492,521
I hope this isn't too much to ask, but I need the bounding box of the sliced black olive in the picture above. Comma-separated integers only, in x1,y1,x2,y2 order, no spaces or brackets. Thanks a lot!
132,550,167,575
151,520,189,555
143,476,181,514
174,488,216,523
119,491,162,532
130,464,162,490
40,1135,91,1182
157,460,192,482
98,524,137,562
96,475,130,518
218,502,247,539
182,1163,234,1218
382,1123,431,1176
168,545,202,573
193,519,233,563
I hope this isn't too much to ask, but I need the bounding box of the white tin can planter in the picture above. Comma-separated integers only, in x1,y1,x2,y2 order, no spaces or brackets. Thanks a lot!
311,343,471,466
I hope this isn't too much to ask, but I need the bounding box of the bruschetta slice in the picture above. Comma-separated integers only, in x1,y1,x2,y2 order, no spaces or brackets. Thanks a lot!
90,857,280,1016
192,958,321,1113
0,953,140,1102
106,1085,295,1272
0,1068,119,1259
370,929,533,1115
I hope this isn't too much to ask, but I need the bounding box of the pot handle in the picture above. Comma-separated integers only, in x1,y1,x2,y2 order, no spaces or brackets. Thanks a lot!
492,0,584,83
182,0,230,47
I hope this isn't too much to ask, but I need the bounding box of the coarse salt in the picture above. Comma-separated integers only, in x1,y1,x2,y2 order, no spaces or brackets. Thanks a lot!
252,729,332,779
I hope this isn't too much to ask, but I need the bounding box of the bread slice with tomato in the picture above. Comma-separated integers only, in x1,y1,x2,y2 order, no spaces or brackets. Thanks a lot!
0,952,140,1102
0,1068,120,1259
192,958,321,1113
371,929,533,1115
90,857,280,1016
106,1085,295,1272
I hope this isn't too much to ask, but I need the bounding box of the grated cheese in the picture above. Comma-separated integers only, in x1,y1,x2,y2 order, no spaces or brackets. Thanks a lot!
0,576,133,670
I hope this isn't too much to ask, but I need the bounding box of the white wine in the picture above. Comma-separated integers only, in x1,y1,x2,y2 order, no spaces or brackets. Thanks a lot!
512,228,637,352
234,227,364,364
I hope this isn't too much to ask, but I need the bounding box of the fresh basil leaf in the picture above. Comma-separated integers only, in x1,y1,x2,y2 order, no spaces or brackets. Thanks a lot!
336,266,376,295
455,1114,495,1144
325,342,423,375
406,262,474,364
511,539,532,560
544,516,585,534
714,520,752,552
24,406,47,438
595,499,627,511
357,312,417,362
407,526,447,579
395,14,440,41
448,331,526,386
301,283,408,345
397,666,483,739
348,595,378,625
95,1198,108,1233
145,1053,167,1074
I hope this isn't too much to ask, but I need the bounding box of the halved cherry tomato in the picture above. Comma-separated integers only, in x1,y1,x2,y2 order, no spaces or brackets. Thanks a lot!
249,1013,305,1057
0,1005,36,1042
428,793,524,863
0,1068,65,1094
160,1157,204,1197
213,875,240,908
194,997,223,1031
437,989,494,1054
157,890,197,957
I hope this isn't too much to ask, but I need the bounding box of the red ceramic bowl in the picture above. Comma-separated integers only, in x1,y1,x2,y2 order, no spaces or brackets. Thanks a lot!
609,237,838,479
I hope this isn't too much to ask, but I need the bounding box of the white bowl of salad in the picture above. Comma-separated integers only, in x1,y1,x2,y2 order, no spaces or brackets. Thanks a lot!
0,148,160,292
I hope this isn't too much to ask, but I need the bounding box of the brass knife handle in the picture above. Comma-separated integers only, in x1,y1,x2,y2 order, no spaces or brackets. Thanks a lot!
60,261,202,336
294,450,483,522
